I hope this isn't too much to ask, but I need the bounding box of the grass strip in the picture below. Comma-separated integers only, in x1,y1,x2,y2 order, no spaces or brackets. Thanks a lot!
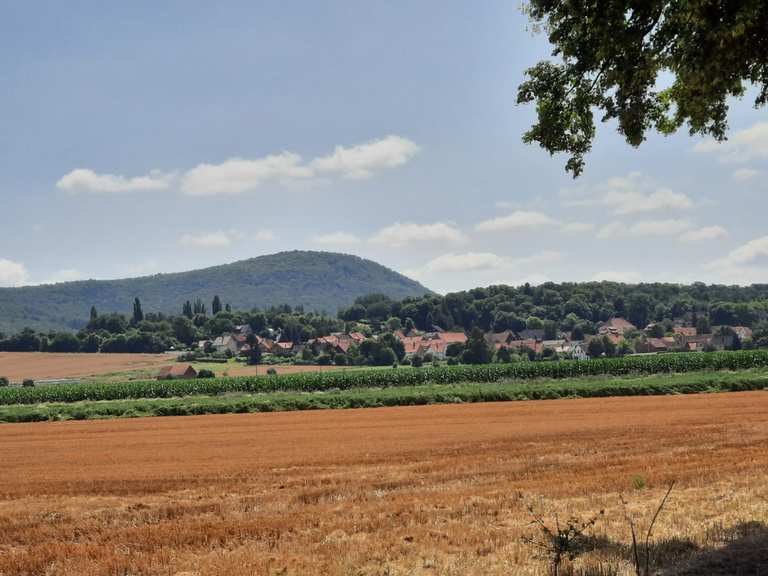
1,370,766,423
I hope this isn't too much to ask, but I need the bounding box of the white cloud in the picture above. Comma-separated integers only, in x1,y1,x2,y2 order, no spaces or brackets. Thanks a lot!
424,252,507,273
560,221,595,234
312,232,362,246
178,229,273,248
629,219,692,237
709,236,768,269
60,135,419,197
475,210,558,233
310,135,420,179
694,122,768,163
604,187,692,215
597,219,693,239
705,236,768,284
181,153,312,196
679,226,728,243
57,169,174,194
732,168,762,182
46,269,84,284
592,270,642,283
562,172,693,215
369,221,468,248
596,221,625,239
512,250,564,267
0,259,30,287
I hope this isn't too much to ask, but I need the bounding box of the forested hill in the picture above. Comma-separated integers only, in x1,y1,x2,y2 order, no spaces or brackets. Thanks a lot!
340,282,768,333
0,251,432,333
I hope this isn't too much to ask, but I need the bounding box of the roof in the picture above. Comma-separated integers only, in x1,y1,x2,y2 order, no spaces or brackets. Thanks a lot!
274,342,294,349
600,318,637,333
673,326,697,336
437,331,467,344
158,364,196,378
646,338,669,350
486,331,514,345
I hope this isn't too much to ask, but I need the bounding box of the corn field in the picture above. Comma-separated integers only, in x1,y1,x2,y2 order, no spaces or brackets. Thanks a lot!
1,350,767,405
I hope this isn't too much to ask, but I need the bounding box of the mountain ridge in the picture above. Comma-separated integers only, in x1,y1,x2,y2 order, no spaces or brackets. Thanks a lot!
0,251,433,333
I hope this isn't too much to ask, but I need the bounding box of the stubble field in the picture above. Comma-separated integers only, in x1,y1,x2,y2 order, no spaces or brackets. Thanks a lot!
0,352,178,382
1,392,767,575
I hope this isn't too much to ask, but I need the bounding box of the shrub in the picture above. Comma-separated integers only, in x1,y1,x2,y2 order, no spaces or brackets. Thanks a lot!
22,379,35,387
197,369,216,379
411,355,424,368
266,368,277,376
0,377,8,387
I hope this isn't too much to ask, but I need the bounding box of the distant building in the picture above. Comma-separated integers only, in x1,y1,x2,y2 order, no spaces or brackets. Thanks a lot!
598,318,637,336
157,364,198,380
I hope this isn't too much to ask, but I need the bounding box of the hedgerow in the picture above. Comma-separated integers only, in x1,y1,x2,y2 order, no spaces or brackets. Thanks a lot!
1,350,767,406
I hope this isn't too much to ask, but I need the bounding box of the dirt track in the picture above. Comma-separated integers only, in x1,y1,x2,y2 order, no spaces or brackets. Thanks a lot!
1,392,767,575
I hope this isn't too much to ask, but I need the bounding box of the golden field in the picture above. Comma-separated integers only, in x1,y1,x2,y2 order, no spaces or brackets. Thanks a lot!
1,392,767,575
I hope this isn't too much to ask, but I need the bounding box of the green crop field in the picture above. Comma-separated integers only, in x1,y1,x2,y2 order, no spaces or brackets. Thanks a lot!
2,350,768,406
1,369,767,423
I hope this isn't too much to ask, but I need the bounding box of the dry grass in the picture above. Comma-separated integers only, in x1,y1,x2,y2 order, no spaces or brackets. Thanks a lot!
0,392,767,575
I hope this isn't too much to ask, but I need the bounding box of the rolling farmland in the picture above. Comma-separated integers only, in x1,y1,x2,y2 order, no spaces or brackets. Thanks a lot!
1,393,767,575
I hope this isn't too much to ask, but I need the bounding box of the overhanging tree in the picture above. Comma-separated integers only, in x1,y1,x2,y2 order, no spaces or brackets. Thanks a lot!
518,1,768,176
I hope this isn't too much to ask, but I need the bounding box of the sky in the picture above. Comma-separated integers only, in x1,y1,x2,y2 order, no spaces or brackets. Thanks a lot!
1,1,767,295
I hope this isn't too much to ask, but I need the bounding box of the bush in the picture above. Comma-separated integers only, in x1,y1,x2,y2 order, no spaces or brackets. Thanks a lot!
0,377,8,387
197,369,216,379
317,354,333,366
266,368,277,376
22,379,35,387
411,355,424,368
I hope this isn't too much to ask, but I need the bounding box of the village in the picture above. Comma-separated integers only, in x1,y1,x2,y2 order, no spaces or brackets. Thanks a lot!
191,317,753,367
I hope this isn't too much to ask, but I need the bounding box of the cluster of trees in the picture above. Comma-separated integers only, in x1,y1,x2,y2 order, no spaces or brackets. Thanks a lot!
339,283,768,336
0,297,345,354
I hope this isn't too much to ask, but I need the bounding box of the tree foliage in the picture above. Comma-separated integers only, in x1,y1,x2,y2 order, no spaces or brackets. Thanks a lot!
518,0,768,175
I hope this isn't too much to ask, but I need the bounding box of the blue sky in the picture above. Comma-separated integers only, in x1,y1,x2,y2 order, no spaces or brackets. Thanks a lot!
1,1,766,294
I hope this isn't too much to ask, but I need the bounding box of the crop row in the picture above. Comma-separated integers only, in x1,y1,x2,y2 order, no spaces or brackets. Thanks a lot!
2,349,768,406
2,371,766,423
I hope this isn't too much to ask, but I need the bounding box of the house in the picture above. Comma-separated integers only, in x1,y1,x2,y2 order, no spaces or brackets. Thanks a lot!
542,339,567,351
570,342,589,361
157,364,197,380
212,335,242,355
555,341,589,360
516,328,546,341
504,339,543,355
419,339,449,359
731,326,753,341
638,337,671,353
486,331,515,347
673,326,697,337
401,336,425,358
233,324,253,336
675,333,713,351
272,341,294,356
436,331,468,345
598,318,637,336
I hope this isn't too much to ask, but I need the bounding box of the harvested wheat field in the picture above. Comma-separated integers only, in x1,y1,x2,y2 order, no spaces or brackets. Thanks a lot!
0,352,177,382
1,392,767,575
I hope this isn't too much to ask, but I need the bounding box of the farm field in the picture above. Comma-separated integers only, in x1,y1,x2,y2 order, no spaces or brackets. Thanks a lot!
1,392,767,575
0,352,178,382
0,351,354,383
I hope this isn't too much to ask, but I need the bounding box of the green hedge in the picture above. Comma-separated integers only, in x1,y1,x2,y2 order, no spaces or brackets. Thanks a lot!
1,350,767,406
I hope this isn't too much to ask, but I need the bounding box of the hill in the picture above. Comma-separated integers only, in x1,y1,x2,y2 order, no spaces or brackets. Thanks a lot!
0,251,433,333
